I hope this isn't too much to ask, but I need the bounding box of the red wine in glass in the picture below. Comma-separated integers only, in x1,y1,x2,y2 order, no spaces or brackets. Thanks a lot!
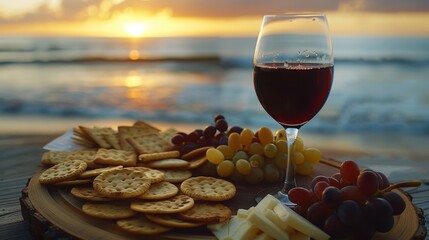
253,62,333,128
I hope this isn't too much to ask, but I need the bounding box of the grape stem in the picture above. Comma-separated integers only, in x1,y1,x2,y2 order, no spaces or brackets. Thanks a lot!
381,180,422,193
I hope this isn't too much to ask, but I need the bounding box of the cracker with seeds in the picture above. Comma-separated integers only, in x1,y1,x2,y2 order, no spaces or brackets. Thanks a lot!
178,203,232,223
125,167,165,183
160,169,192,183
39,160,87,185
79,165,124,179
180,176,236,201
131,195,194,214
71,186,114,202
142,158,190,169
127,134,173,154
65,150,97,168
145,214,205,228
41,151,70,166
117,216,172,235
93,169,151,199
79,126,116,149
82,202,136,219
118,126,159,151
94,148,137,167
138,181,178,200
138,151,180,162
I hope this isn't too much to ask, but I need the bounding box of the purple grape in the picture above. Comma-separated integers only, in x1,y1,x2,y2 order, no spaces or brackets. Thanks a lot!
228,126,243,135
215,119,228,132
180,144,197,155
322,186,343,209
363,197,393,222
383,191,405,215
352,221,376,240
219,135,228,145
171,134,184,145
306,202,332,228
186,131,199,143
323,214,349,239
377,171,390,190
214,114,225,122
203,125,217,138
337,200,363,226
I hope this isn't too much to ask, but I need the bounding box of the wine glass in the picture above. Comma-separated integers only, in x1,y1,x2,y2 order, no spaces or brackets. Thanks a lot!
253,13,334,205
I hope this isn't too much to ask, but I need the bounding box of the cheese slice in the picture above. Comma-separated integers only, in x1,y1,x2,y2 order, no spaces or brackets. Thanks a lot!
209,216,260,240
265,208,296,234
273,204,330,240
247,208,290,240
256,194,279,210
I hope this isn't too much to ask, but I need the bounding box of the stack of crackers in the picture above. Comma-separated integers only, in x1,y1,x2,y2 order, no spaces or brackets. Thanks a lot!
38,121,237,236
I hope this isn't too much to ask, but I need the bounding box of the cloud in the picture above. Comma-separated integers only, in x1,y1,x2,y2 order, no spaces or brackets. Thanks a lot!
1,0,429,23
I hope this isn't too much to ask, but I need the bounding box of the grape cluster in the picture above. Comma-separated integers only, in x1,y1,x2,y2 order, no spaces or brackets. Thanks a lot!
288,160,406,239
171,115,241,155
178,115,323,184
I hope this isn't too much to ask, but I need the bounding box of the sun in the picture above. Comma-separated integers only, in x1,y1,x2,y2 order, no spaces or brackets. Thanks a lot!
124,22,147,38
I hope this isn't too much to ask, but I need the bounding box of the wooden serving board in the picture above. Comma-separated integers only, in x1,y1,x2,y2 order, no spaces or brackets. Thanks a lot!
20,158,426,240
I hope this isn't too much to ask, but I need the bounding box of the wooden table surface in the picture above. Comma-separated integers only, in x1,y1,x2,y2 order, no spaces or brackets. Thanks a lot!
1,134,428,240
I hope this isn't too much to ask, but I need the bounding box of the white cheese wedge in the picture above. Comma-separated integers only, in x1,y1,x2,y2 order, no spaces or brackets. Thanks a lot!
273,204,330,240
237,206,255,218
255,194,279,210
209,216,260,240
247,208,290,240
264,208,296,234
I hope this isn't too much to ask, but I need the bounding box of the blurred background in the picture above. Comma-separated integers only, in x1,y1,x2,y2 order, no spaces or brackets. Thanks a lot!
1,0,428,179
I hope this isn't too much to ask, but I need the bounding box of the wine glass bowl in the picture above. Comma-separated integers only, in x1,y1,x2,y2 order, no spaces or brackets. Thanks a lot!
253,13,334,205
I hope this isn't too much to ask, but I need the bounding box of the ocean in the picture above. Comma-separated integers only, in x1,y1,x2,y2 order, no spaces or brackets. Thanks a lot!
1,35,429,178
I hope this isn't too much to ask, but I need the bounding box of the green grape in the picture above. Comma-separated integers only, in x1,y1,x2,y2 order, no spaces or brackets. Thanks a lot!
206,148,224,165
244,167,264,184
249,154,265,168
228,132,241,151
258,127,273,146
263,164,280,183
304,147,322,164
235,159,251,175
274,129,286,141
275,140,288,153
248,142,264,155
216,145,234,159
217,160,234,177
233,150,249,161
294,137,304,152
240,128,254,148
274,152,287,169
263,143,278,158
294,152,305,165
296,160,313,176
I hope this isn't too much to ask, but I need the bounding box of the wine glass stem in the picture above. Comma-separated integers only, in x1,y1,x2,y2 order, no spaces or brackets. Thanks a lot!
281,127,298,194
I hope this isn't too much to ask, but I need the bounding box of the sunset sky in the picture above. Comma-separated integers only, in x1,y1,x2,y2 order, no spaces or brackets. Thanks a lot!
1,0,429,38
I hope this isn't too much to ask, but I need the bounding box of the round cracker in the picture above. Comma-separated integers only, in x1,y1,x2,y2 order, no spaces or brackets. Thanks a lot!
71,186,113,202
93,169,151,199
145,158,190,169
160,169,192,183
178,202,232,223
39,160,87,185
126,167,165,183
131,195,194,214
138,181,178,200
180,176,236,201
145,214,205,228
117,215,172,235
82,202,136,219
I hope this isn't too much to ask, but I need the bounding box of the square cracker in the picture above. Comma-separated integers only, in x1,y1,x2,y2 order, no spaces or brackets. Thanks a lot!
79,126,116,149
94,148,137,167
118,126,159,151
133,120,161,132
103,133,121,150
65,150,98,168
126,134,173,154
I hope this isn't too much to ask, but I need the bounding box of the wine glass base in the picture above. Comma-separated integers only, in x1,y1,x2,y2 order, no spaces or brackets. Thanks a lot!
255,186,296,207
